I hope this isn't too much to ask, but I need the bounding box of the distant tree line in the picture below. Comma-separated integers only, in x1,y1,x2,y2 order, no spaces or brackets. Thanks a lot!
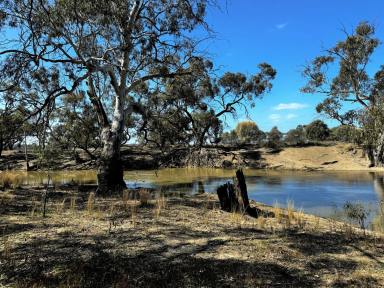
220,120,361,148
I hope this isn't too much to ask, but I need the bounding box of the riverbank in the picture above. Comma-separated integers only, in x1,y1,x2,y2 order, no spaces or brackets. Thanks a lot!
1,187,384,287
2,143,383,172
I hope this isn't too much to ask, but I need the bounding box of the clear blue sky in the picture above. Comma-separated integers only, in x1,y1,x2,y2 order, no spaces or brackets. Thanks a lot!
204,0,384,132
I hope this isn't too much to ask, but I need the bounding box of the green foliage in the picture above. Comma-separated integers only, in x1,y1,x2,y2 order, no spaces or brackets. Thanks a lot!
235,121,264,144
302,22,384,165
267,126,282,149
50,93,100,160
285,125,307,146
330,125,361,143
305,120,330,141
220,130,239,146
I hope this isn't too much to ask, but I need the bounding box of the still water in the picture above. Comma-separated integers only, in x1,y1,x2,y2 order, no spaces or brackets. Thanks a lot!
125,169,384,229
2,168,384,229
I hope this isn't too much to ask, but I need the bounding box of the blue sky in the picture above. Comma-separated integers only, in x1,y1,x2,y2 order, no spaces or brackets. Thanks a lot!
203,0,384,132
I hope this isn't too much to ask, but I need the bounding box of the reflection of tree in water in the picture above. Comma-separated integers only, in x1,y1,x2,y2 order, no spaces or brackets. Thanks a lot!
370,173,384,231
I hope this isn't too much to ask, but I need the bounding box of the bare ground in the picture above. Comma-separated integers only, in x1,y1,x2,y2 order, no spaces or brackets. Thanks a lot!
1,187,384,287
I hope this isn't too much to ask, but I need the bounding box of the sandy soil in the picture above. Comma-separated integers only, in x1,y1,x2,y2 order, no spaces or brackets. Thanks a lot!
262,143,384,171
1,187,384,287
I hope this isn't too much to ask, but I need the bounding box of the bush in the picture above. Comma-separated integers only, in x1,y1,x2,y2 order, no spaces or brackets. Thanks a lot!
330,125,360,143
266,126,283,149
285,125,307,146
305,120,330,141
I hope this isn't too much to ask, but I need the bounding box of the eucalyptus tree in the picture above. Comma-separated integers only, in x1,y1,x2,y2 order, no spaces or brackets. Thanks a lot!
0,0,214,194
305,120,330,141
134,59,275,149
302,22,384,166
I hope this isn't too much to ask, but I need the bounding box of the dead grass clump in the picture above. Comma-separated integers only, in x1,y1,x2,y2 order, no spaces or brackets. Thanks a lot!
286,200,295,228
0,172,24,189
273,201,283,224
296,208,306,229
138,189,151,206
130,204,137,227
86,192,95,214
154,195,167,219
2,235,12,259
0,191,15,205
70,195,77,212
30,196,39,217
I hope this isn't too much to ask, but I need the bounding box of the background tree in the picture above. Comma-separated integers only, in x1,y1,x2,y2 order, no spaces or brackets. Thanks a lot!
220,130,239,146
267,126,282,149
305,120,330,141
137,63,276,149
50,93,101,161
302,22,384,166
235,121,263,144
285,125,307,146
330,125,360,143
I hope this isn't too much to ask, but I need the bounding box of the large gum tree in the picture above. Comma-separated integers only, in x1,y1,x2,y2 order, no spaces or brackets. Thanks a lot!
0,0,214,194
302,22,384,167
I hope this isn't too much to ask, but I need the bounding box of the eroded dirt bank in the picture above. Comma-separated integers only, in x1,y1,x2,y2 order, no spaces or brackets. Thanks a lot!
1,143,383,171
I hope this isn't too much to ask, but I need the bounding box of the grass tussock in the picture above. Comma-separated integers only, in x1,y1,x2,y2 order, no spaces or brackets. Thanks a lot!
86,192,95,214
154,195,167,219
0,172,24,189
138,189,151,206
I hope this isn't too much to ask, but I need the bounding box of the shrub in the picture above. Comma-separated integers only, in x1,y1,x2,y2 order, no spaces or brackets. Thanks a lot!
305,120,330,141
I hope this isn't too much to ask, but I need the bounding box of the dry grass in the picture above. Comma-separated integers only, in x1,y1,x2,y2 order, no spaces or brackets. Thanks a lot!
154,195,167,219
86,192,95,214
286,199,295,228
273,201,283,224
69,195,77,211
0,172,24,189
1,188,384,287
1,235,12,259
138,189,151,206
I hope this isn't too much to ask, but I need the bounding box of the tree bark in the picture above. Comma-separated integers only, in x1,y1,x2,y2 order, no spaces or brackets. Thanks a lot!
373,132,384,167
24,130,29,171
367,132,384,167
96,127,127,195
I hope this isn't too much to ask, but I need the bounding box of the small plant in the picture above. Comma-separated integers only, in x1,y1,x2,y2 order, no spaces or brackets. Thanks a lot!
296,208,306,229
286,200,295,228
0,172,24,189
138,189,151,206
130,204,137,227
343,201,369,229
257,215,266,229
122,190,130,202
273,201,283,224
70,195,77,212
2,235,12,259
30,196,38,217
154,195,166,219
86,192,95,214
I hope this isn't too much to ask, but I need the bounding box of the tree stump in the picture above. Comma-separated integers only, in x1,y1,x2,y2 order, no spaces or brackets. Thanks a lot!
216,169,260,217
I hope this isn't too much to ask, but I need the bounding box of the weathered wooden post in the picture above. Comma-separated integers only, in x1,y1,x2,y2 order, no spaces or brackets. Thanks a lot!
217,169,260,217
236,169,250,212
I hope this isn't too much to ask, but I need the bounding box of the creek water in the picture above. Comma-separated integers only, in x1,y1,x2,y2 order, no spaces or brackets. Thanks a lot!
2,168,384,230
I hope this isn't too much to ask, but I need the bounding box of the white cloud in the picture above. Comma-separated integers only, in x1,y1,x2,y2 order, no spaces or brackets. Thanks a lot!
269,114,281,122
275,22,288,30
273,102,308,111
286,113,297,119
